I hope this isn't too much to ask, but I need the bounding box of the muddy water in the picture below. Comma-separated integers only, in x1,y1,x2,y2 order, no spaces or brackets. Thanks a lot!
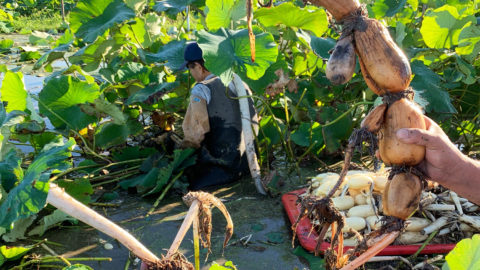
42,176,313,270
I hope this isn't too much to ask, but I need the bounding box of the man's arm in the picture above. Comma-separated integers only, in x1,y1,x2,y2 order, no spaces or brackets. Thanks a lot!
181,95,210,149
396,116,480,205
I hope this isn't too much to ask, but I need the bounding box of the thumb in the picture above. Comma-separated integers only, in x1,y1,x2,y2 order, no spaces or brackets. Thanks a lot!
396,128,439,147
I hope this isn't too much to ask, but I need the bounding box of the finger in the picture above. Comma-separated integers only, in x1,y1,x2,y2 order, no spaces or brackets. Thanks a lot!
423,115,432,130
395,128,442,148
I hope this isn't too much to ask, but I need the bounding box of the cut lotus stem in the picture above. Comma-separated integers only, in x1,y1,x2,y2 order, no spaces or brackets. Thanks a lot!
232,73,266,195
340,231,400,270
462,201,479,212
450,192,463,215
46,184,160,264
166,200,200,258
437,227,451,236
421,216,449,235
423,210,436,222
367,256,412,268
458,214,480,231
412,254,443,269
423,204,456,211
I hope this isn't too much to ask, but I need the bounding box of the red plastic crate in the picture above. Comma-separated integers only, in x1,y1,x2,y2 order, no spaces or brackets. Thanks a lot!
282,188,456,255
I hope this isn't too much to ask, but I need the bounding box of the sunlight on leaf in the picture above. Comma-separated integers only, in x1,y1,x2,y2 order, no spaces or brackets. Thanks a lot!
70,0,135,43
443,234,480,270
38,76,100,130
197,27,277,85
0,71,27,113
420,5,476,49
255,3,328,37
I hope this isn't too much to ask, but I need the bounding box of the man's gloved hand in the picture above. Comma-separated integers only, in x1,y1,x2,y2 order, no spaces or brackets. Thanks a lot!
178,139,199,149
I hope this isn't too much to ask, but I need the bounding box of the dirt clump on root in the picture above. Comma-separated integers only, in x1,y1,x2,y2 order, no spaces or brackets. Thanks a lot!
145,253,194,270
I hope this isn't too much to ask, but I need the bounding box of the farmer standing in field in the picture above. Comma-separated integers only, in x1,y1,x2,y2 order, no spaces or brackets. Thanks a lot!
178,42,258,190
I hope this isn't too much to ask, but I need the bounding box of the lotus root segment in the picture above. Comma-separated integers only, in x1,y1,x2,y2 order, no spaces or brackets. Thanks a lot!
326,35,356,85
378,98,426,166
382,172,422,220
355,18,411,94
308,0,360,21
361,103,387,133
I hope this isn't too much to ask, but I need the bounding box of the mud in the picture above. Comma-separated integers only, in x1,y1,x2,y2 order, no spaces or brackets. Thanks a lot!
41,178,311,269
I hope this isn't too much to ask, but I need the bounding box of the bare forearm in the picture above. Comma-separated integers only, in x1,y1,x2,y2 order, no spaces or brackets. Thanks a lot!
442,156,480,205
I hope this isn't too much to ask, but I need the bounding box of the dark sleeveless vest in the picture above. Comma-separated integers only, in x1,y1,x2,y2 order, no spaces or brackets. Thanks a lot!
197,76,255,171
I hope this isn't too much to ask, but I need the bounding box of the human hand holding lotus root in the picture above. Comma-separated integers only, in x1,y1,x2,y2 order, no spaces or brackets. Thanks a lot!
292,1,468,268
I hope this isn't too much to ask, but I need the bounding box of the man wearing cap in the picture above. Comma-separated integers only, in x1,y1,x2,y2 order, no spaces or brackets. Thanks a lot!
179,42,258,190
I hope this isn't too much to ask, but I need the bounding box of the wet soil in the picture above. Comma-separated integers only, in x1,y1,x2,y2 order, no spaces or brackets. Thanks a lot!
40,177,312,270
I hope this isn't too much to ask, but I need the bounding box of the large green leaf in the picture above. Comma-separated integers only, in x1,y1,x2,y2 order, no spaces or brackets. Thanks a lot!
139,39,186,70
0,138,74,229
371,0,407,18
197,27,278,84
70,0,114,34
38,76,100,130
0,107,26,161
240,54,288,94
410,60,456,115
114,62,151,84
0,39,13,53
205,0,246,30
80,98,126,125
255,3,328,37
310,36,336,59
456,22,480,60
29,31,54,46
318,105,353,153
291,122,323,150
258,115,284,147
420,5,476,49
120,167,160,189
126,82,180,104
0,71,27,113
69,37,123,72
57,178,93,205
443,234,480,270
34,43,72,70
1,216,36,242
0,150,23,192
145,148,196,195
28,209,76,236
120,17,153,48
0,244,33,266
154,0,201,16
70,0,135,43
95,120,142,148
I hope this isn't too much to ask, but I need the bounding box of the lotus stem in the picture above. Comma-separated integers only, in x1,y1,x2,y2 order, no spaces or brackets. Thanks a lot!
458,214,480,231
166,200,200,258
423,204,456,211
47,184,160,264
450,191,463,215
232,73,266,195
340,231,400,270
421,216,449,235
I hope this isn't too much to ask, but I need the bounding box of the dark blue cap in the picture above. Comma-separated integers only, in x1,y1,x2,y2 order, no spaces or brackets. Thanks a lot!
180,42,203,70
